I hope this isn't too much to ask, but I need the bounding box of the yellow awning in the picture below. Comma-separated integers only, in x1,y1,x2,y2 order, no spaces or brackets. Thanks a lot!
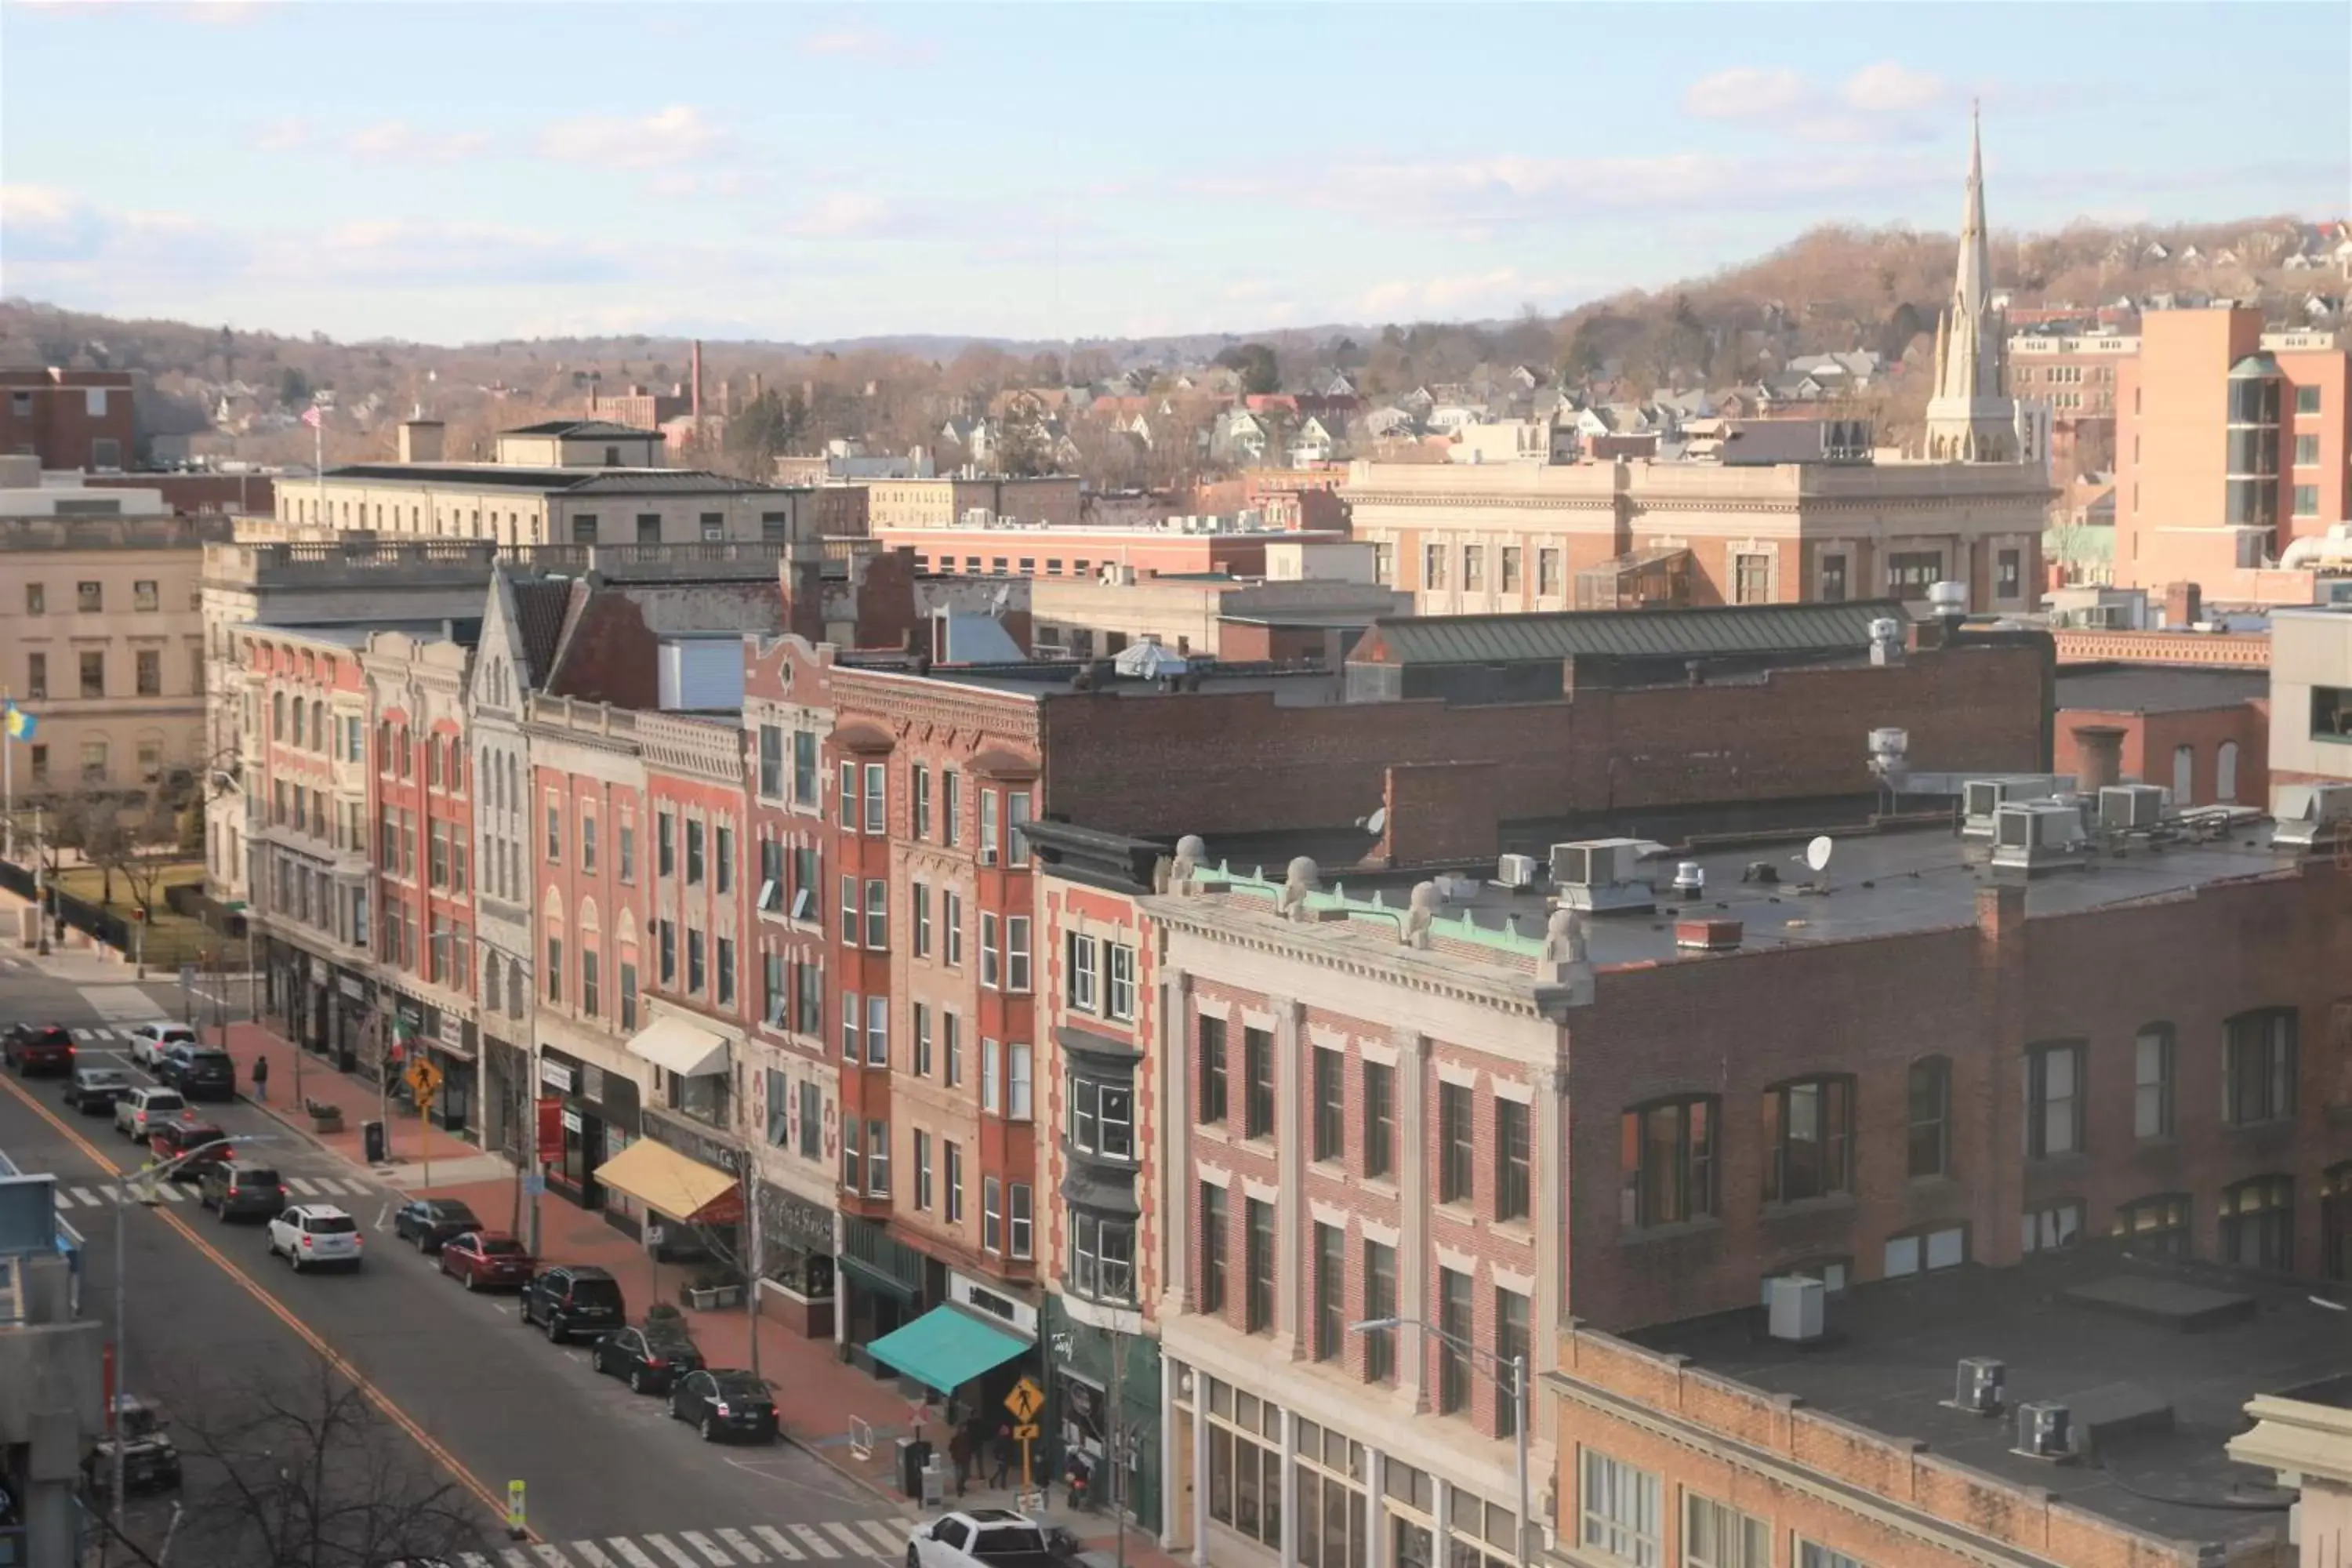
595,1137,740,1223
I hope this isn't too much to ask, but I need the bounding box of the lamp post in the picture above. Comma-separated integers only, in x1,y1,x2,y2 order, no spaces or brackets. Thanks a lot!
1349,1317,1530,1568
426,927,537,1257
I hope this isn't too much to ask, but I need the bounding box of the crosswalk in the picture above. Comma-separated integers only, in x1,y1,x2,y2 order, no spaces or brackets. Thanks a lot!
453,1517,913,1567
51,1173,384,1210
74,1025,172,1044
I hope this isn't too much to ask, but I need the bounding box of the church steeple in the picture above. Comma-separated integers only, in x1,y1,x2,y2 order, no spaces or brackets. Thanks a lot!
1924,103,2018,463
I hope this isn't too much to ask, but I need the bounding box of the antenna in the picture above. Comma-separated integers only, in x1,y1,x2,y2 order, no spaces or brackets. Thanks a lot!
1804,836,1834,874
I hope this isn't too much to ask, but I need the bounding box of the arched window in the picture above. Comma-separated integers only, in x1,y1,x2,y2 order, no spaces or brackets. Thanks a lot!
2172,743,2195,805
310,699,326,753
507,958,525,1020
273,691,287,741
484,960,501,1014
1620,1095,1718,1227
2216,740,2240,803
1907,1057,1951,1178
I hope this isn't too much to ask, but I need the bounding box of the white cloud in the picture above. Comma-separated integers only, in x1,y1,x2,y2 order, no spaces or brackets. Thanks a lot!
1841,61,1948,115
1683,66,1809,121
780,191,896,238
796,27,935,64
535,105,735,169
340,121,491,163
1354,267,1588,321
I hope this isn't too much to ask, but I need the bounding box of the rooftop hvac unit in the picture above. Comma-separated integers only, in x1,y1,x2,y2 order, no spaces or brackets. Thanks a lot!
1766,1276,1825,1342
2097,784,2169,832
1495,854,1540,889
1962,776,2069,840
2274,783,2352,851
1990,800,2092,874
2014,1401,2073,1459
1951,1356,2005,1416
1548,838,1654,914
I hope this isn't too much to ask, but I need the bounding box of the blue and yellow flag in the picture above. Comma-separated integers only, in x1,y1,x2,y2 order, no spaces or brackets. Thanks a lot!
2,703,33,742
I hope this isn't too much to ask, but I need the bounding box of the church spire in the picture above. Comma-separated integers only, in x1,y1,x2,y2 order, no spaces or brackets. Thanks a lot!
1951,99,1991,326
1923,103,2020,463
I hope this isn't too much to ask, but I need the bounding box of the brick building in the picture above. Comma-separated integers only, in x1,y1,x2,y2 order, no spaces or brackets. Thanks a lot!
0,368,135,470
2053,665,2270,808
2007,328,2137,482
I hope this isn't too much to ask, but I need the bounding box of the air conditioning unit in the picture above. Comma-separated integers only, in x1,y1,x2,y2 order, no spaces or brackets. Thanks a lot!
2097,784,2168,832
1990,801,2092,874
1495,854,1539,889
2014,1401,2072,1459
1962,776,2070,840
1548,838,1653,914
1951,1356,2005,1416
2274,783,2352,851
1766,1276,1824,1342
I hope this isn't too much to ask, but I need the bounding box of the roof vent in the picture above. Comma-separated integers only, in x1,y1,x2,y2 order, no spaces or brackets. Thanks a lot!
1948,1356,2005,1416
1766,1276,1824,1342
1548,839,1654,914
1671,861,1705,897
2097,784,2169,833
1989,800,2091,875
1927,580,1969,625
1868,619,1905,666
1496,854,1540,889
2274,783,2352,852
2013,1401,2074,1461
1962,775,2069,840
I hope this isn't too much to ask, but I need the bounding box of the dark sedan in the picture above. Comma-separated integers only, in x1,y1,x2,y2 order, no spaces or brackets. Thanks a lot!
435,1232,535,1291
668,1369,778,1443
64,1066,133,1115
392,1199,483,1254
592,1321,706,1395
5,1024,76,1076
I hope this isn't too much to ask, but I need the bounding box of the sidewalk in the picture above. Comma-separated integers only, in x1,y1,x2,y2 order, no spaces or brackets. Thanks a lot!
219,1016,1185,1568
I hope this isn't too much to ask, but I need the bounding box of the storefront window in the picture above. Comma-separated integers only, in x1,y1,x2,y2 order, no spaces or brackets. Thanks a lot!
1295,1417,1366,1568
1386,1461,1436,1568
1204,1377,1282,1549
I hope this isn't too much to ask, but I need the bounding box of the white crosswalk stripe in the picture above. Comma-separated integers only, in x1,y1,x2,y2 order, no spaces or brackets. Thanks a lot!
288,1177,321,1195
715,1529,768,1563
644,1537,702,1568
679,1532,734,1565
819,1524,868,1555
456,1555,494,1567
604,1541,662,1568
787,1524,840,1559
854,1522,901,1554
750,1526,804,1560
152,1181,187,1203
568,1543,619,1568
498,1550,532,1566
533,1546,576,1566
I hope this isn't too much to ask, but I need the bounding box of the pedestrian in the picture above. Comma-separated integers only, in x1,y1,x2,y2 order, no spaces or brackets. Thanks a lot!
947,1424,974,1497
989,1422,1014,1488
251,1052,269,1105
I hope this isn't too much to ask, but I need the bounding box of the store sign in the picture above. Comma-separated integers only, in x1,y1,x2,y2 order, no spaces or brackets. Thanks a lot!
561,1108,583,1134
536,1098,565,1163
438,1012,466,1049
339,977,365,1001
538,1058,576,1094
951,1272,1038,1335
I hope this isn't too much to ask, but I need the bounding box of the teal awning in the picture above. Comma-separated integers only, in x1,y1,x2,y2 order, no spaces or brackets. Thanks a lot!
866,1305,1029,1395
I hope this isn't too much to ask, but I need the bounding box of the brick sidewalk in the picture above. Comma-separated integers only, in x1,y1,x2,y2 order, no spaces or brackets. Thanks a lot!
222,1019,478,1172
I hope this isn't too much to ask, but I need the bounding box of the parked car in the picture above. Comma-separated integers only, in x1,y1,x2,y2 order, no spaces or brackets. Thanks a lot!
391,1198,483,1254
267,1204,364,1272
198,1161,287,1222
4,1023,76,1076
666,1369,778,1443
436,1231,534,1292
593,1320,706,1395
146,1118,232,1180
82,1396,181,1497
114,1086,187,1142
126,1022,197,1071
64,1065,133,1115
518,1264,625,1343
907,1510,1060,1568
157,1044,237,1102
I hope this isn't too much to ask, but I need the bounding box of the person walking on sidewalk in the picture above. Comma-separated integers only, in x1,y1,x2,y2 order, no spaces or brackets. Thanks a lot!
947,1424,975,1497
989,1421,1014,1488
251,1052,269,1105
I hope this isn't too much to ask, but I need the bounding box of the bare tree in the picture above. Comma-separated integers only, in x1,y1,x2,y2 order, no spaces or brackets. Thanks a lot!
91,789,183,977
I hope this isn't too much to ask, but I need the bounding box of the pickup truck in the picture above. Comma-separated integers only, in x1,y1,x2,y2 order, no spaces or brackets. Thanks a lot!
907,1509,1069,1568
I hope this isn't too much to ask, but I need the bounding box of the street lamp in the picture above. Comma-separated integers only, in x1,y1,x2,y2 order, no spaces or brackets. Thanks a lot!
423,928,539,1258
1348,1317,1531,1568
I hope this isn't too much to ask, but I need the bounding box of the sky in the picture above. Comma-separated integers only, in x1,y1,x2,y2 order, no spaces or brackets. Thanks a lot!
3,1,2347,347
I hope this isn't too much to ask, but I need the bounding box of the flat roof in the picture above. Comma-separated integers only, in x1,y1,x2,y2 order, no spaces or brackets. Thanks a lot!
1354,599,1907,667
2056,666,2268,713
245,619,481,648
323,463,780,495
1628,1248,2326,1551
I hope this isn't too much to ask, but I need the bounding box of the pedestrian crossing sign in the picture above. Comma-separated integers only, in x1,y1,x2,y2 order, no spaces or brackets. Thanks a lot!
405,1057,442,1104
1004,1377,1044,1424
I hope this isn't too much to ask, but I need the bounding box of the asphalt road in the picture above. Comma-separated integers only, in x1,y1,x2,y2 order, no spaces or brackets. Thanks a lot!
0,958,920,1567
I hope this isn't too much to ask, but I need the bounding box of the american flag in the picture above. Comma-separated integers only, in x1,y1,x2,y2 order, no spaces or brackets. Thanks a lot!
301,405,324,430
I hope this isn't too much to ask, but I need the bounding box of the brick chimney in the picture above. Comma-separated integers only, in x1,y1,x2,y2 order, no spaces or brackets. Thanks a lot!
2071,724,2126,793
690,340,704,424
2163,581,2201,628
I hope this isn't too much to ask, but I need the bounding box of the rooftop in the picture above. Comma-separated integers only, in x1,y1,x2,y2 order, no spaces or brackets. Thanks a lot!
500,419,660,440
323,463,786,495
2056,665,2269,713
1626,1248,2331,1552
245,619,483,649
1352,599,1907,668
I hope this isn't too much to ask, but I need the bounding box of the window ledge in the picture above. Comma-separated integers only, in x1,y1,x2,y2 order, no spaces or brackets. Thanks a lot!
1761,1193,1857,1221
1490,1219,1536,1245
1617,1216,1721,1246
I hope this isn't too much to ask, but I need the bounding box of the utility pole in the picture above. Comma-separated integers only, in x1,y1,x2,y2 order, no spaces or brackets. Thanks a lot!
33,803,49,956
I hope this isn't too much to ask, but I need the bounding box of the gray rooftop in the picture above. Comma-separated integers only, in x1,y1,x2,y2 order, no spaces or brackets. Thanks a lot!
325,463,783,495
2057,666,2269,714
245,619,481,648
1629,1248,2327,1551
1352,599,1906,667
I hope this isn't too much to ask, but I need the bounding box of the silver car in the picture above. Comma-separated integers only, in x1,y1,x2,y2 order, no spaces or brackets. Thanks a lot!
127,1023,197,1071
114,1086,187,1142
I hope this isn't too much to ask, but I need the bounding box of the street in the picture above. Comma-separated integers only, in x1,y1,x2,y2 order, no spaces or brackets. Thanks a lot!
0,954,923,1568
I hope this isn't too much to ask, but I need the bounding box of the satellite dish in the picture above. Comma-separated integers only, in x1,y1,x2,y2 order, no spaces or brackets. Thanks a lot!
1361,807,1388,837
1805,836,1835,873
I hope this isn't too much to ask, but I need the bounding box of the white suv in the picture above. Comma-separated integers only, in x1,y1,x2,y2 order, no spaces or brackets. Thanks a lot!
909,1511,1054,1568
267,1205,364,1272
128,1023,197,1071
114,1086,187,1142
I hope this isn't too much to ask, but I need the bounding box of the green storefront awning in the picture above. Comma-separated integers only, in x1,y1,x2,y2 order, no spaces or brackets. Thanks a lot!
866,1305,1030,1395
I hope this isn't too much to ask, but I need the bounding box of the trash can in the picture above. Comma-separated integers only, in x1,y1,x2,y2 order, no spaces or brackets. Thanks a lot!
362,1120,387,1164
921,1457,946,1508
898,1437,933,1500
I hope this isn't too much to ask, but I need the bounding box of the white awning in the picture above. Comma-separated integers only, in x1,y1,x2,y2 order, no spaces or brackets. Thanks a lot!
625,1015,730,1077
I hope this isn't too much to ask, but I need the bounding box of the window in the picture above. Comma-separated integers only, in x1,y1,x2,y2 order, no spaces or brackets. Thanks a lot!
1071,1211,1135,1301
135,648,161,696
1007,1042,1032,1119
1439,1082,1474,1204
581,949,601,1017
619,816,635,883
699,512,724,542
1888,550,1940,601
1436,1266,1472,1413
866,995,888,1065
24,583,42,616
2022,1042,2087,1159
982,1037,1001,1112
1198,1015,1228,1123
716,937,735,1006
943,1141,963,1221
758,725,784,798
133,579,158,612
1008,1181,1031,1258
1795,1544,1865,1568
841,1118,862,1193
1495,1287,1529,1438
1312,1223,1345,1360
1067,933,1098,1011
2296,434,2322,466
579,809,598,873
2297,385,2323,415
1733,553,1771,604
77,580,101,613
841,875,859,944
864,878,887,949
1423,542,1446,589
1907,1058,1951,1178
794,1080,820,1161
942,769,961,846
913,1004,933,1076
980,911,1000,987
1105,943,1135,1021
982,1176,1003,1252
1363,1241,1396,1382
1243,1025,1274,1138
1243,1197,1275,1333
684,819,705,884
1496,1098,1530,1220
2113,1192,2190,1256
658,920,676,986
1311,1049,1345,1163
792,731,818,804
1007,790,1031,866
1578,1450,1659,1566
1461,545,1484,591
943,891,963,967
1363,1061,1394,1178
979,786,1000,864
1882,1225,1967,1277
862,763,884,834
657,811,674,877
913,1131,932,1209
2315,686,2352,742
1763,1077,1853,1200
1004,915,1030,992
2021,1200,2082,1253
1538,547,1562,597
795,958,820,1037
2227,1010,2296,1123
2134,1025,2175,1139
2217,741,2240,803
715,826,733,893
686,929,706,994
546,937,563,1004
1683,1494,1769,1568
2294,485,2321,517
1500,546,1523,593
79,651,103,698
1200,1183,1228,1313
942,1011,960,1087
865,1120,889,1196
24,652,44,700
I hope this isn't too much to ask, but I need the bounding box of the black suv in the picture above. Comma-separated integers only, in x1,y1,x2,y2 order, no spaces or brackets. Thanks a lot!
159,1046,237,1102
198,1161,287,1222
519,1265,625,1344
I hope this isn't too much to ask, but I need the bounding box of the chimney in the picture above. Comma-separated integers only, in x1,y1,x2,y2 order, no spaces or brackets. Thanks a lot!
2163,581,2201,629
691,340,704,423
2071,724,2127,793
397,419,445,464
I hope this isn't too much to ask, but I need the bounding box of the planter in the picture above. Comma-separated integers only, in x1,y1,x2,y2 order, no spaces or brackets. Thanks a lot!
308,1107,344,1134
684,1284,742,1311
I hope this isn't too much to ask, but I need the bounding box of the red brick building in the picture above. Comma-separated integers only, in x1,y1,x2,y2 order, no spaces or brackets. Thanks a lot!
0,367,136,470
2054,665,2270,808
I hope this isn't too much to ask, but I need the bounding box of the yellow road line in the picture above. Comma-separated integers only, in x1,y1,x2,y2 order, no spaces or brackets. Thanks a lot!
0,1071,535,1544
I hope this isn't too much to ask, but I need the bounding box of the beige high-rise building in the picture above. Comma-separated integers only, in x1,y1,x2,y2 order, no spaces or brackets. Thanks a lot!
0,458,222,807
